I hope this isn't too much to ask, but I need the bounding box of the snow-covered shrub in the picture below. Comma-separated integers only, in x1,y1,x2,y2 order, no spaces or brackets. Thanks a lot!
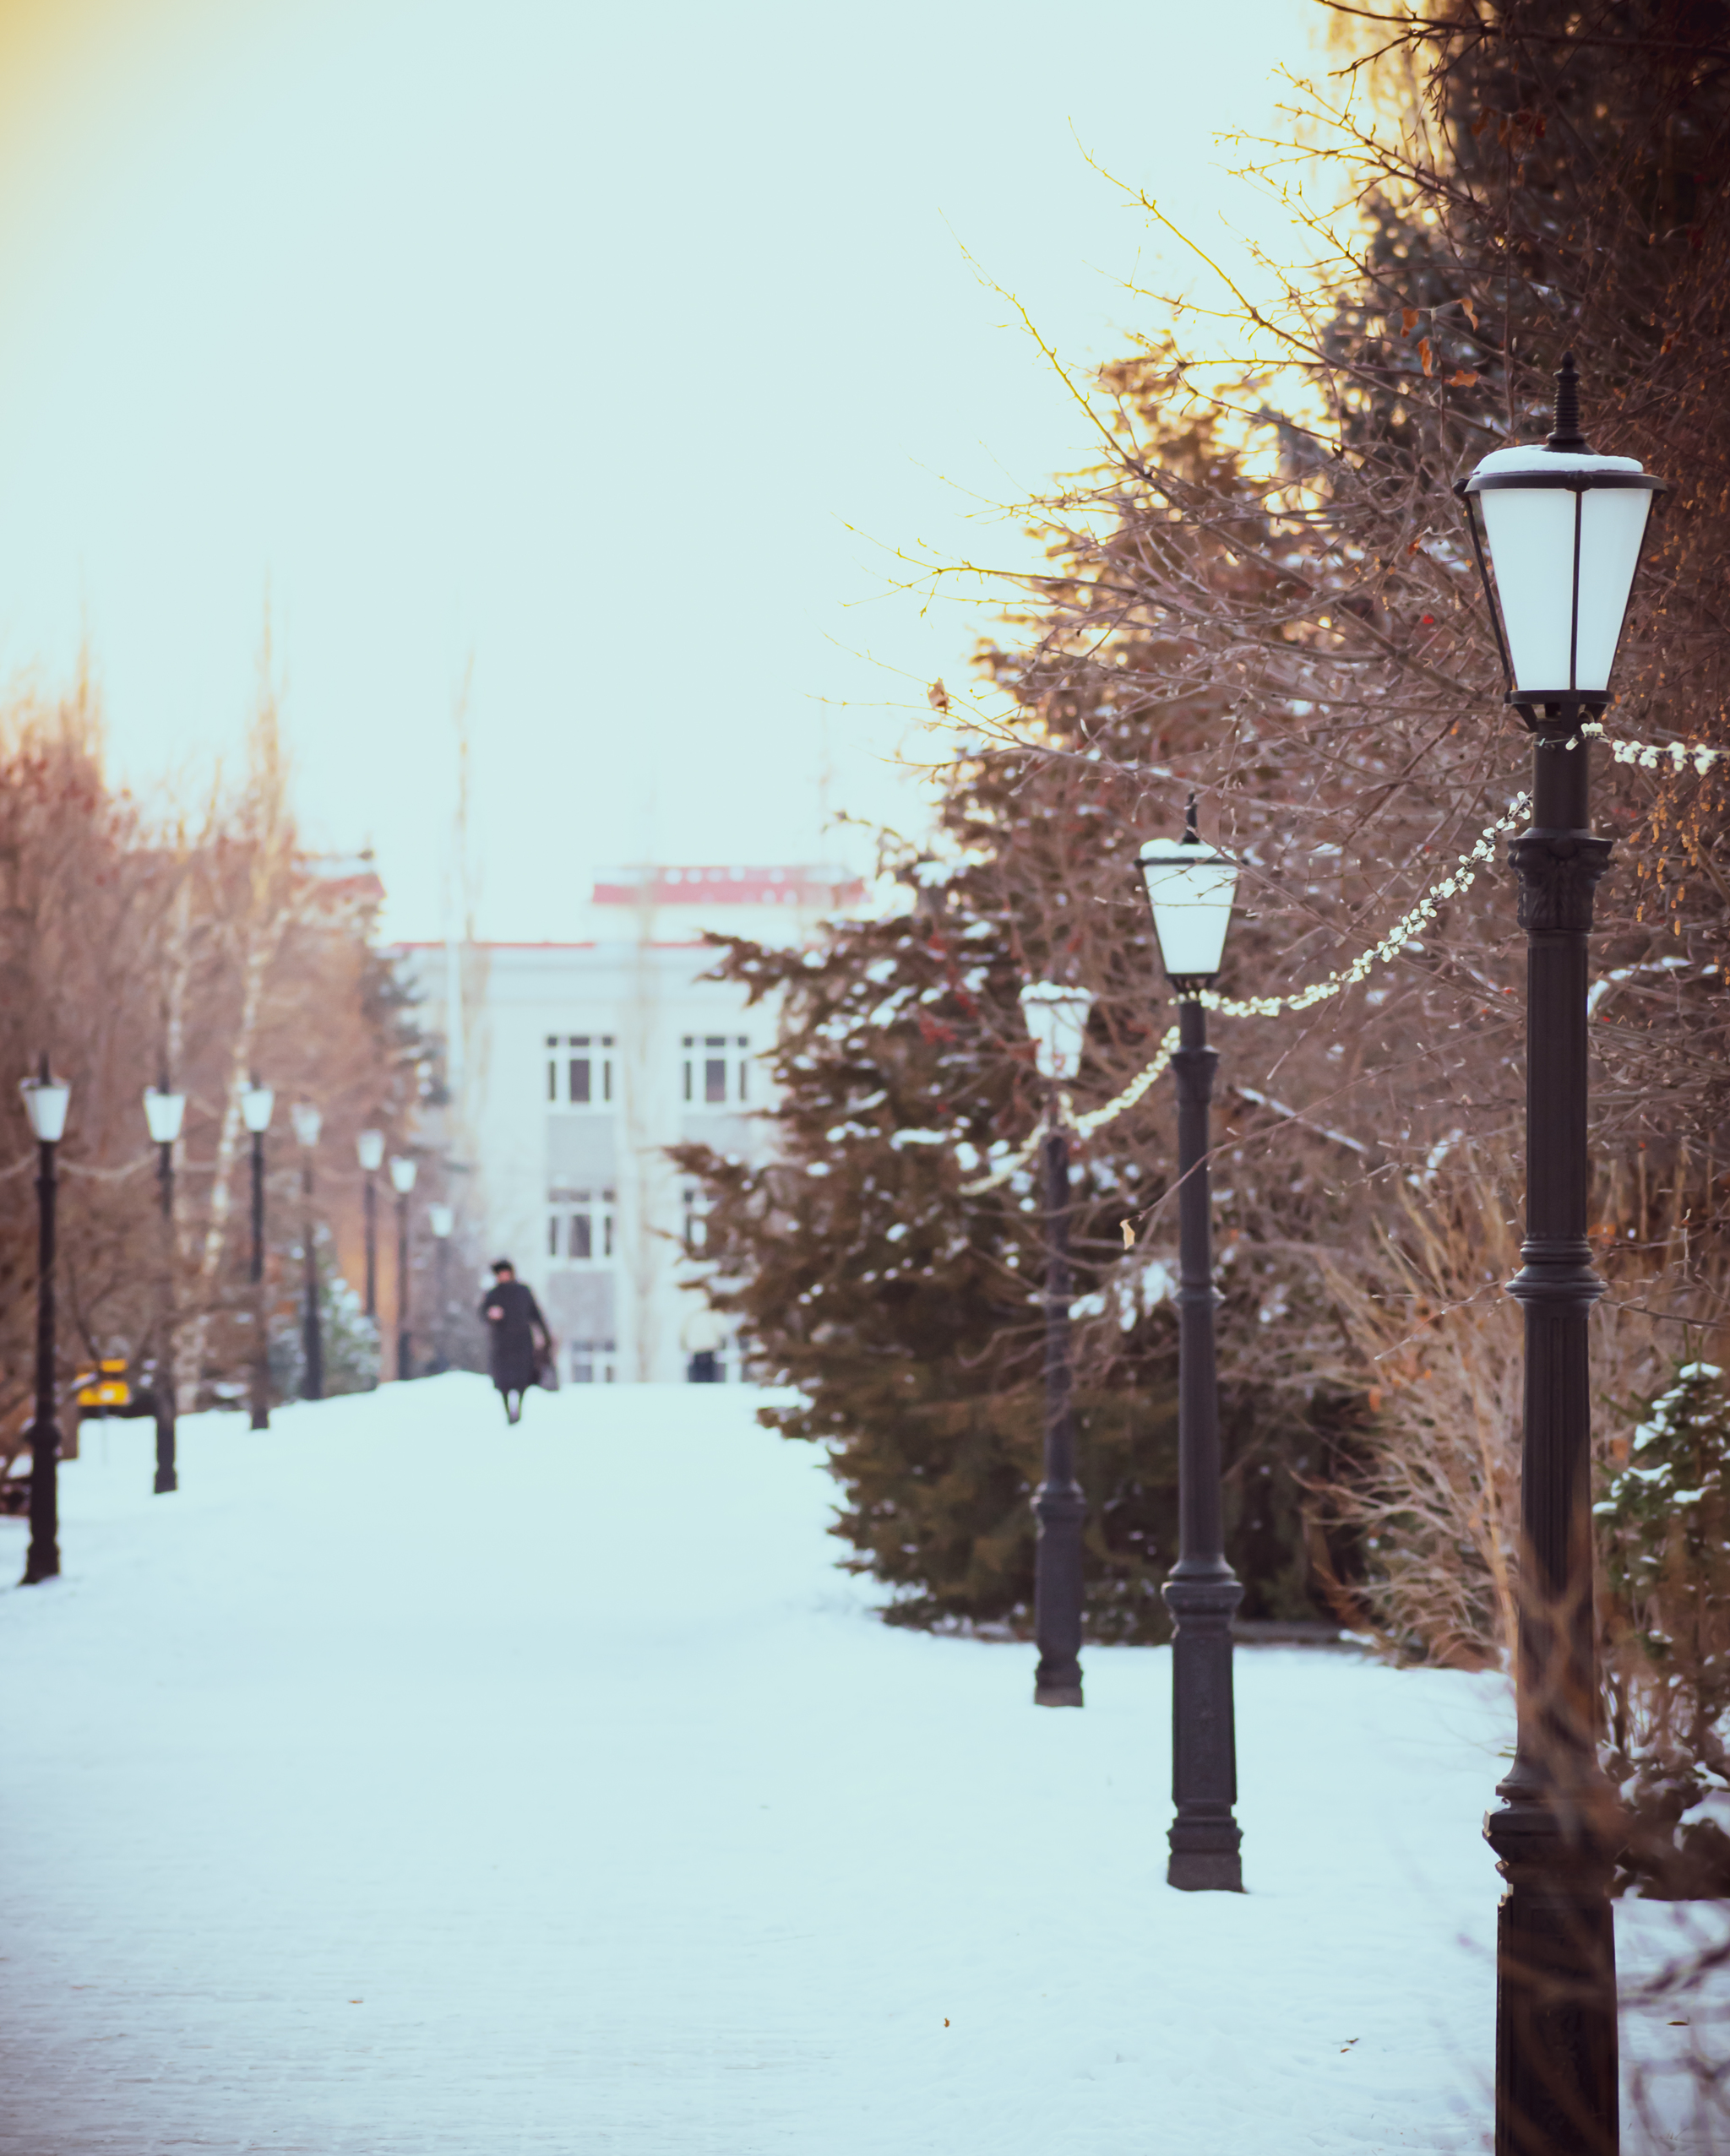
1598,1360,1730,1897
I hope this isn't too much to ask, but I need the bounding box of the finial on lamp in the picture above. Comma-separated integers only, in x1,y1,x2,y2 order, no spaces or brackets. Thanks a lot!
1183,790,1200,844
1545,350,1592,454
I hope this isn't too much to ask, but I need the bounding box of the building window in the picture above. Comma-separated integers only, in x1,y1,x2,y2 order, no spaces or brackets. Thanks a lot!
547,1187,616,1265
682,1186,709,1254
548,1035,614,1109
683,1033,753,1108
570,1339,617,1384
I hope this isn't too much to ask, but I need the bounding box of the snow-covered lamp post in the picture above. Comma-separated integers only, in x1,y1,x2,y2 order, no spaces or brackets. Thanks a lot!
1455,352,1665,2156
1137,796,1243,1893
240,1079,275,1430
19,1057,70,1584
143,1080,187,1496
291,1101,324,1402
389,1154,417,1381
1018,979,1095,1708
427,1202,454,1374
356,1128,385,1320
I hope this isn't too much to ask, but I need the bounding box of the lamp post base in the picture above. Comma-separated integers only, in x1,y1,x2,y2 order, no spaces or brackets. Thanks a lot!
1031,1475,1086,1709
154,1414,177,1496
1484,1790,1619,2155
1167,1844,1243,1893
1164,1571,1245,1892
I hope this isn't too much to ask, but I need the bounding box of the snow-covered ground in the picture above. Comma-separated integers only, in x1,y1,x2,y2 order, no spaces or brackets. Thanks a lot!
0,1378,1718,2153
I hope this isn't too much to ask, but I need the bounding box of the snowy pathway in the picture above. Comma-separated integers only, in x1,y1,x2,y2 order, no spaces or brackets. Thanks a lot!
0,1379,1707,2152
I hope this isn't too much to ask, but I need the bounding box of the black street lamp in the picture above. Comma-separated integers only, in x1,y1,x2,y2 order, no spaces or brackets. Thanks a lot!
389,1154,416,1380
240,1079,275,1430
1018,979,1095,1708
1139,799,1244,1892
1456,353,1665,2156
427,1202,454,1374
142,1079,187,1495
19,1056,70,1585
357,1127,384,1318
290,1101,324,1401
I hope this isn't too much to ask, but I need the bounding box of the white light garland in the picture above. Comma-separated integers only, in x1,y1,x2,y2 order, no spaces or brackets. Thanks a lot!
960,725,1723,1195
1577,721,1723,775
1198,796,1529,1022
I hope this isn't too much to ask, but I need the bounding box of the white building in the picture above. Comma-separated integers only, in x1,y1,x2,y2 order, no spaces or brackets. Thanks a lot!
392,866,862,1383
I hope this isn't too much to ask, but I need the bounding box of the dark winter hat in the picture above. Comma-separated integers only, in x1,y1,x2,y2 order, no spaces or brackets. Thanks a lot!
491,1258,515,1275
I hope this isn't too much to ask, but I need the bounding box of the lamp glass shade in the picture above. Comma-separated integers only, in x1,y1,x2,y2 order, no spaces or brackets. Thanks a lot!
389,1154,418,1194
356,1128,386,1172
1138,835,1239,980
19,1073,71,1143
239,1083,275,1134
1466,447,1654,697
1019,981,1093,1085
427,1203,454,1239
290,1101,323,1149
143,1088,187,1144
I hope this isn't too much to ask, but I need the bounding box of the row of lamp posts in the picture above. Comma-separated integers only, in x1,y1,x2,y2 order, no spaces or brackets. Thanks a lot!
19,1073,458,1583
1017,356,1654,2153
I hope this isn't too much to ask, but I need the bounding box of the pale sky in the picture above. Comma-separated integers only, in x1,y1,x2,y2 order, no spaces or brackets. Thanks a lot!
0,0,1319,940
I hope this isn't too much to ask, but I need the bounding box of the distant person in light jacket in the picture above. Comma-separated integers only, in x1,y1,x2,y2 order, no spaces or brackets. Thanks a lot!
479,1260,551,1425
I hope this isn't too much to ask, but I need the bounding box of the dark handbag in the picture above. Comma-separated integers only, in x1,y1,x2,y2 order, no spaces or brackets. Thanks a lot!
534,1339,561,1393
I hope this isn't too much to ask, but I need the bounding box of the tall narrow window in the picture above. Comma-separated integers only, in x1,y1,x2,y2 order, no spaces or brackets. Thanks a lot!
569,1056,591,1104
737,1035,750,1101
570,1211,593,1260
703,1036,726,1105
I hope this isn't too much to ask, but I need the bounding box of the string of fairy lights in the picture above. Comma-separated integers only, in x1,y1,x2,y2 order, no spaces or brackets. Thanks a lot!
959,727,1722,1197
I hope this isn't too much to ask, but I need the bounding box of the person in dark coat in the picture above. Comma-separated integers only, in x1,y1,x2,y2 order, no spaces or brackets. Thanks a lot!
479,1260,552,1425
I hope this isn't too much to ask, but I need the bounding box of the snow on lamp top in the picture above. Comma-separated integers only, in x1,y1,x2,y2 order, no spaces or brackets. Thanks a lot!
142,1088,187,1145
239,1082,275,1134
1019,980,1093,1086
356,1128,386,1172
389,1154,418,1195
1138,801,1239,985
19,1063,70,1143
290,1100,323,1149
1458,353,1665,703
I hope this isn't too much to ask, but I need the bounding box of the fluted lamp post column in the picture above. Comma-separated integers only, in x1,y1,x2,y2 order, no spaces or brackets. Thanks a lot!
1456,352,1667,2156
1139,799,1244,1891
290,1101,324,1402
143,1081,187,1494
389,1154,417,1381
240,1080,275,1430
357,1128,385,1320
19,1058,70,1585
427,1203,454,1374
1018,980,1096,1708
